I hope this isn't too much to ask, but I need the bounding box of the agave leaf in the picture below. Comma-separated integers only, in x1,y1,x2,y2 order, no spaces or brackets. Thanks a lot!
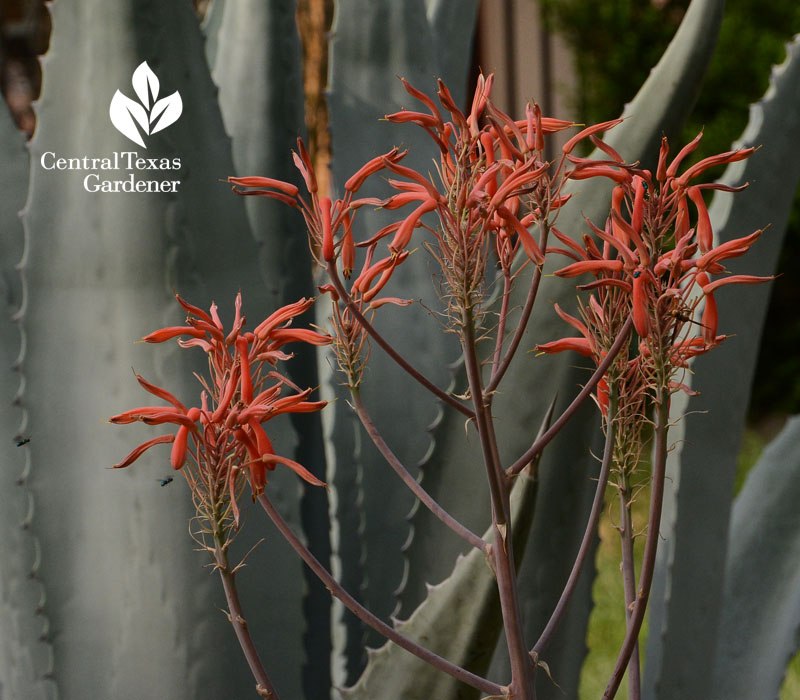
211,0,306,299
643,33,800,700
708,417,800,699
0,99,54,700
503,2,726,694
326,0,479,685
604,0,725,161
21,2,294,698
342,461,538,700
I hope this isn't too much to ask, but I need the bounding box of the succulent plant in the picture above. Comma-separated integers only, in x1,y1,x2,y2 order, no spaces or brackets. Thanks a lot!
1,1,799,699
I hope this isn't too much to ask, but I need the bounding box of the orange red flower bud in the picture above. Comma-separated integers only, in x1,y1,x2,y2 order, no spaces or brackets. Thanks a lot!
226,176,299,197
562,118,624,154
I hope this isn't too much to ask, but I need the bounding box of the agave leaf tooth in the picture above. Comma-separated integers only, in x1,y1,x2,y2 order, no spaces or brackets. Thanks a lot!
0,98,53,700
708,417,800,699
0,103,26,322
396,352,468,620
344,466,538,700
643,33,800,700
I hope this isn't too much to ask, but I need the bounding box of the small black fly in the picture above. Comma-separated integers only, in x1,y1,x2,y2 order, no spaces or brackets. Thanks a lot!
16,437,30,447
158,477,174,487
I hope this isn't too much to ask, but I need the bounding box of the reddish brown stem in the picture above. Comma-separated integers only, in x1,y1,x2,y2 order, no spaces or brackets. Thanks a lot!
618,472,642,700
214,541,279,698
257,493,503,697
507,316,633,477
350,389,487,553
462,307,534,698
491,272,513,374
603,393,670,699
531,389,616,657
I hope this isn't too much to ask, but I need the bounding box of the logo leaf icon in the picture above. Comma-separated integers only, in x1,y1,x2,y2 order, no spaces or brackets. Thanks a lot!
131,61,159,110
110,61,182,147
150,91,183,134
109,90,149,148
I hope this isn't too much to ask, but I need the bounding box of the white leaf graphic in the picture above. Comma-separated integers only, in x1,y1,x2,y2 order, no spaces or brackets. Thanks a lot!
149,91,183,134
132,61,159,109
109,90,149,148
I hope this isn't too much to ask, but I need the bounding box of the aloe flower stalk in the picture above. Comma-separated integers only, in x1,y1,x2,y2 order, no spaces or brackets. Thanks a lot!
535,133,772,700
109,293,330,698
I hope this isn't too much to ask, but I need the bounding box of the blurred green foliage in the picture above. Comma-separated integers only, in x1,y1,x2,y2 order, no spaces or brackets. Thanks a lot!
538,0,800,418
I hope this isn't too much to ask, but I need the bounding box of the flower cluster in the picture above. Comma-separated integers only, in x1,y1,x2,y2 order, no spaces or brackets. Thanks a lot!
109,293,330,529
229,75,638,384
229,141,413,387
539,131,771,397
376,74,577,326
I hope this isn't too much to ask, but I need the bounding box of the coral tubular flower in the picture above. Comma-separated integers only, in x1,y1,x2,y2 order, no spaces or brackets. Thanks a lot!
700,274,774,294
344,147,405,193
141,326,206,343
536,337,593,357
109,294,329,533
321,197,335,262
112,434,174,469
562,118,624,154
555,260,625,278
567,165,630,184
541,132,767,415
631,269,650,337
254,297,315,339
675,147,756,187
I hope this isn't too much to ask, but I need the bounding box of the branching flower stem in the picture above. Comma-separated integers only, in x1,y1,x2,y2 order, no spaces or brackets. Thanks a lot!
491,272,514,377
507,316,633,478
327,263,474,419
603,393,670,699
461,306,534,699
350,389,487,553
531,388,617,658
257,493,504,698
213,524,278,699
